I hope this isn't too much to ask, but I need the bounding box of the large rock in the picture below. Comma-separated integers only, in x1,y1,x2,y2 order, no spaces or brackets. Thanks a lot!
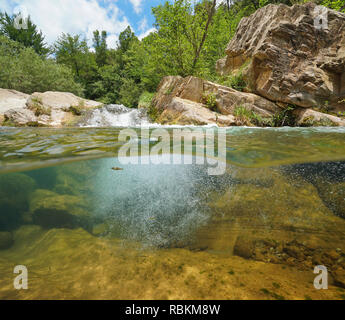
29,189,90,230
158,97,236,126
0,232,14,250
153,76,281,126
217,3,345,112
294,108,345,126
0,173,37,231
3,108,37,126
3,90,103,127
315,180,345,219
209,168,345,233
27,92,102,111
0,89,29,115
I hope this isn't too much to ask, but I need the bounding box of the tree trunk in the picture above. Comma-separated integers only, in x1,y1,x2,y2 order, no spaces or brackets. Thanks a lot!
191,0,217,71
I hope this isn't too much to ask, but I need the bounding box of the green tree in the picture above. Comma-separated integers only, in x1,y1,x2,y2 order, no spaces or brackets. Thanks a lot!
53,33,98,98
93,30,108,67
0,12,49,56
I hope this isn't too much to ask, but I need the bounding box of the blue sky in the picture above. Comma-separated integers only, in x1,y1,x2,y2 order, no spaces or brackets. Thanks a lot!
0,0,165,48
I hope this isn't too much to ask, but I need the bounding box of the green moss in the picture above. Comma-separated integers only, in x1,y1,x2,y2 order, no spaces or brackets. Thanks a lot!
260,288,270,295
272,282,281,289
2,119,16,127
260,288,285,300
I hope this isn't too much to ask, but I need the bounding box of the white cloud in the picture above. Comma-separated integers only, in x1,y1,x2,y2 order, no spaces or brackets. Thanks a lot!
138,27,156,41
0,0,131,49
138,17,148,32
129,0,142,14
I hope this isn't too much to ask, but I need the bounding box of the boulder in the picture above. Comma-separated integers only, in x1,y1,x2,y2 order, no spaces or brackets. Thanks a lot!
210,169,345,233
158,97,236,126
4,108,42,126
0,173,37,231
153,76,281,126
233,236,255,259
315,180,345,219
0,232,14,250
2,90,103,127
29,189,90,230
0,89,29,115
27,92,102,111
293,108,345,126
217,3,345,111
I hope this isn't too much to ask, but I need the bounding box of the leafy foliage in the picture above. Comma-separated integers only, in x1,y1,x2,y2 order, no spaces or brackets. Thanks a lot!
0,12,49,56
0,35,83,95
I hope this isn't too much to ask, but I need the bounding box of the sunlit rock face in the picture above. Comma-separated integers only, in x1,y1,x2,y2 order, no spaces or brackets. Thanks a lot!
153,76,281,126
217,3,345,112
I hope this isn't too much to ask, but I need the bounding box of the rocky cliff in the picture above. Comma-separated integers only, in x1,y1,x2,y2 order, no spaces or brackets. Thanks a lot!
217,3,345,114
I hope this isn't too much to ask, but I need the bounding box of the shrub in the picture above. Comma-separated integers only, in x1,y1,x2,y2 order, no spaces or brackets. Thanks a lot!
202,92,218,112
272,105,297,127
138,92,155,109
233,106,254,126
28,97,51,117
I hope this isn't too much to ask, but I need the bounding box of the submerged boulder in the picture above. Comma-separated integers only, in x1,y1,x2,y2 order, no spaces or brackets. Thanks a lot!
217,3,345,113
0,173,37,231
0,232,14,250
315,181,345,219
211,170,344,231
29,189,90,230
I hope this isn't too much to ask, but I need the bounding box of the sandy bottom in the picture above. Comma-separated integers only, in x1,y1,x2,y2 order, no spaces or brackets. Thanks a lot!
0,225,344,300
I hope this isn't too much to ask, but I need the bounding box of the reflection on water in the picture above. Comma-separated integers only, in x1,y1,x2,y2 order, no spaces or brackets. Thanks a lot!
0,127,345,300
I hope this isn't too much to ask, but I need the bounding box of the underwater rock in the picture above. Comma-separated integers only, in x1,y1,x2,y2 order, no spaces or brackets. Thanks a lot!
0,173,37,231
211,170,345,232
29,189,90,230
0,232,14,250
333,269,345,289
53,162,96,196
315,181,345,219
233,237,255,259
0,173,37,202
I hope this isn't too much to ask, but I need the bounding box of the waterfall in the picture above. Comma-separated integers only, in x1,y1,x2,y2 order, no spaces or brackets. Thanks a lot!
79,104,151,127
